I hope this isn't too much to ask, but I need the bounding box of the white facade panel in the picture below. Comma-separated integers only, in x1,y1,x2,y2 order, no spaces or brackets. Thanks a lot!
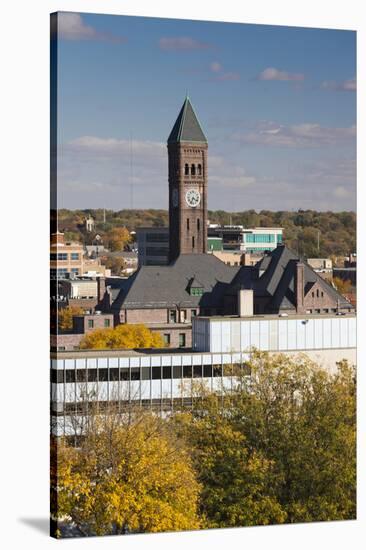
161,380,172,398
323,319,332,348
305,319,314,349
314,319,323,349
211,322,221,353
241,321,251,351
269,320,278,351
65,359,75,369
151,380,162,399
278,320,287,349
349,317,357,347
288,320,297,349
130,357,140,368
331,319,341,348
98,358,108,368
259,320,269,350
297,320,306,350
162,356,172,366
221,321,231,353
140,380,151,400
250,321,260,349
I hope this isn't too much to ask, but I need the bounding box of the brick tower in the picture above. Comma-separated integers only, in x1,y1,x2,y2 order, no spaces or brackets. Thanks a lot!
167,96,208,262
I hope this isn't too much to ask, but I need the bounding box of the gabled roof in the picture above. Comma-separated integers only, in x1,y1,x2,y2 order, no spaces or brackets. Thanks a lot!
167,97,207,144
112,254,238,310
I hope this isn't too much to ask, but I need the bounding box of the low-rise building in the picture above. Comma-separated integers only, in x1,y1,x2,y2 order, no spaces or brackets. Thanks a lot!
51,310,356,435
50,232,110,279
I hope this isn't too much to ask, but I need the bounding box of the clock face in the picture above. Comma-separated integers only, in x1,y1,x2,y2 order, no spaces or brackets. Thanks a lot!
185,189,201,208
172,188,179,207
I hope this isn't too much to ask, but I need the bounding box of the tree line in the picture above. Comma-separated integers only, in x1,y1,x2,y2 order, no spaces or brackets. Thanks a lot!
51,351,356,537
57,208,355,258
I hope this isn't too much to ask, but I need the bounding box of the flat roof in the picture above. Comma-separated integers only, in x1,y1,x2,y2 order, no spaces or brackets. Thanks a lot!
194,313,356,322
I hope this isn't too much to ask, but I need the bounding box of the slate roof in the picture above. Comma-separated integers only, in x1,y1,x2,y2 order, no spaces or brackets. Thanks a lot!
229,245,353,311
110,245,353,314
167,97,207,144
111,254,239,310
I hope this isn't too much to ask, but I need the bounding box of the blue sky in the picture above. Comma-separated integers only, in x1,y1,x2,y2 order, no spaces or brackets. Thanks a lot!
56,12,356,211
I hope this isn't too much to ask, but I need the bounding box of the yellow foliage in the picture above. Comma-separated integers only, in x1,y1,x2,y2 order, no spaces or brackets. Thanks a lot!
53,412,201,536
58,306,84,331
79,323,165,350
105,227,131,252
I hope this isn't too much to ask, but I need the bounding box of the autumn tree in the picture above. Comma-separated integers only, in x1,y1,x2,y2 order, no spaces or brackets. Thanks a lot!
104,227,131,252
79,323,165,350
333,276,353,295
102,255,126,276
52,409,201,536
58,305,84,331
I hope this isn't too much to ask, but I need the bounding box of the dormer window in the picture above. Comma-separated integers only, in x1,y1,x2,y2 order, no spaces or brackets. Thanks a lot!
187,276,204,296
191,164,196,175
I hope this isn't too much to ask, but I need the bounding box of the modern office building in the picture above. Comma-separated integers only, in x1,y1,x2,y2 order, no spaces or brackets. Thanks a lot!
51,311,356,436
207,225,283,253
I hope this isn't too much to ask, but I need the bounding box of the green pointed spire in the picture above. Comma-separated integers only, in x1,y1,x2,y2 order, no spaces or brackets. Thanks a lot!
168,97,207,144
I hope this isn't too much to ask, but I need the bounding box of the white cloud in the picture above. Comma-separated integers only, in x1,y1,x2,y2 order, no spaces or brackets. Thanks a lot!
159,37,211,51
57,13,126,43
321,78,356,92
210,62,222,73
235,121,356,148
257,67,305,82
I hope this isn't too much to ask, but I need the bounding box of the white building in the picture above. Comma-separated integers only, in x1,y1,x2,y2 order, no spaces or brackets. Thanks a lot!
51,312,356,436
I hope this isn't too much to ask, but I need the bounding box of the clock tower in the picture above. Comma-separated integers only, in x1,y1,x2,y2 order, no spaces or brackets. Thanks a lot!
167,96,208,262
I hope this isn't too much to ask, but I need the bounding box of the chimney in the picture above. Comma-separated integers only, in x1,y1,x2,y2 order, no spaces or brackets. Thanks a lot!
97,277,106,303
238,288,254,317
295,262,305,313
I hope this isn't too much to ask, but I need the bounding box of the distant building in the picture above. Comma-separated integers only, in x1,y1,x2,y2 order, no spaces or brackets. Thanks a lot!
50,232,110,279
208,225,283,253
84,215,95,232
211,250,264,267
307,258,333,281
136,227,169,266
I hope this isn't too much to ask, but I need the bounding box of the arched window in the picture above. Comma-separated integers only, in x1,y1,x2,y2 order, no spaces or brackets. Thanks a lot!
187,218,190,231
197,164,202,175
192,236,195,249
197,219,200,231
191,164,196,176
185,163,189,175
316,289,319,298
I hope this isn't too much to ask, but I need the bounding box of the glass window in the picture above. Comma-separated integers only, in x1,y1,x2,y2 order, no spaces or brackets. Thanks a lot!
50,253,57,261
87,369,97,382
110,368,119,381
203,365,212,377
193,365,202,378
88,319,94,328
141,367,150,380
131,367,140,381
163,366,172,379
65,370,75,383
169,310,177,323
152,366,161,379
213,365,222,377
71,268,79,274
51,370,64,383
179,333,186,347
163,333,171,345
98,369,108,382
57,253,68,260
183,365,192,378
120,368,129,381
76,369,86,382
191,309,197,317
172,365,182,378
104,319,110,328
71,253,79,260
